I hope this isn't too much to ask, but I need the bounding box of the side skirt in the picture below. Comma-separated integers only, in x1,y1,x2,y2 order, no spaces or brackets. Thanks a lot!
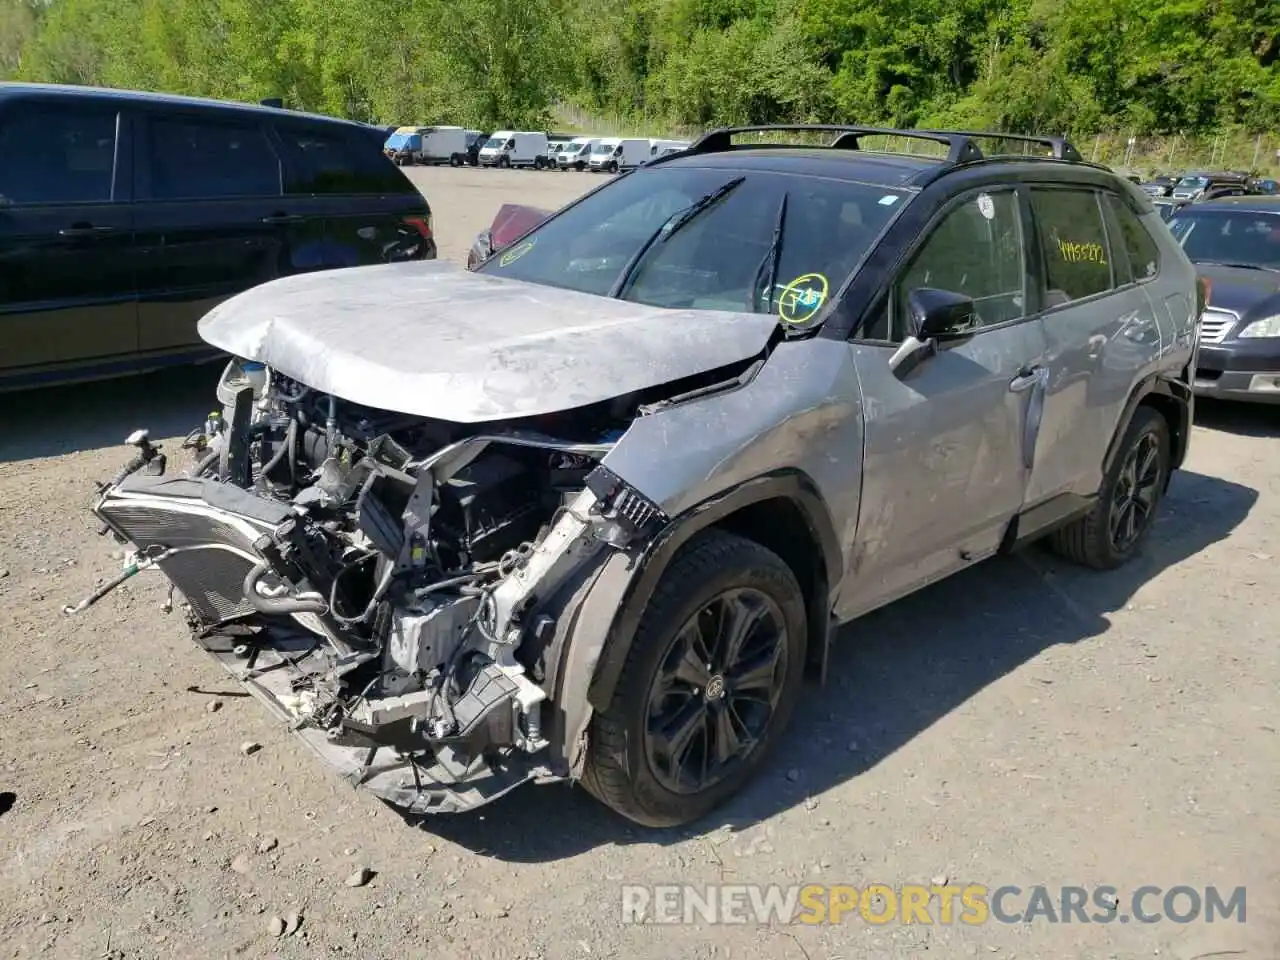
999,492,1096,553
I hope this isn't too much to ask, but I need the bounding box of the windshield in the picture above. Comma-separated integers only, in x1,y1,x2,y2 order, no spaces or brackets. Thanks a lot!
591,143,614,155
483,137,504,149
385,134,409,149
1167,210,1280,268
475,165,911,320
1177,176,1210,189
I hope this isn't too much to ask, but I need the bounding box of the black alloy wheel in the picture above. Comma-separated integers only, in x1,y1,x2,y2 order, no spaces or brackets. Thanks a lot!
1109,429,1162,552
644,587,789,795
582,529,807,827
1050,405,1171,569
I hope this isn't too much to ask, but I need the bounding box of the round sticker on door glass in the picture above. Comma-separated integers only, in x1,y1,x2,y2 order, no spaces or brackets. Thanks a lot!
777,273,829,324
977,193,996,220
498,238,536,266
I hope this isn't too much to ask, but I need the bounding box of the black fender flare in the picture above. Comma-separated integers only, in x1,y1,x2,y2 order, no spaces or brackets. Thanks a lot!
584,469,843,715
1102,372,1193,481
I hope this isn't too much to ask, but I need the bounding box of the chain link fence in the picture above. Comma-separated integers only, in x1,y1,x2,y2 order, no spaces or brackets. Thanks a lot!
1087,131,1280,177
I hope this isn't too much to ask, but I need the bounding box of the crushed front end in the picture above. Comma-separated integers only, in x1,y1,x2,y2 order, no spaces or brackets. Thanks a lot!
87,360,665,814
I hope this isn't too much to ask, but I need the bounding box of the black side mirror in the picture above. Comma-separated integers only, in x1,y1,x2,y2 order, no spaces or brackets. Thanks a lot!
887,288,977,377
907,287,977,339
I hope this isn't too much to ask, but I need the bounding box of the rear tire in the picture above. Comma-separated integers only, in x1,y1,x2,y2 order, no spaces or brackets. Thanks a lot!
582,530,807,827
1049,406,1171,570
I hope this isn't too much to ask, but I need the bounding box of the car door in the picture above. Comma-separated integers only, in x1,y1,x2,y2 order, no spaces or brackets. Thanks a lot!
840,186,1048,619
132,109,310,354
273,122,430,269
0,98,137,379
1021,186,1156,506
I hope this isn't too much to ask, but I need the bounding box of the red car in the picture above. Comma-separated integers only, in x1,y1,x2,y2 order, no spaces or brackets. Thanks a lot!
467,203,551,269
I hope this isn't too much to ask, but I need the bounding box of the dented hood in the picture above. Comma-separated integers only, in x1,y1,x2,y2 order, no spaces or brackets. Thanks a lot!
198,260,778,422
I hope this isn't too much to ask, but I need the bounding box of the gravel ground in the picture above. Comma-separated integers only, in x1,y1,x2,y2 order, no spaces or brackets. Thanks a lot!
1,166,1278,960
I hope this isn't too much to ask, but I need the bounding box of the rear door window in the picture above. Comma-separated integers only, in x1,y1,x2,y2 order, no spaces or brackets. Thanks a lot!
147,117,281,200
1105,194,1160,283
277,125,412,195
0,103,118,204
1030,188,1114,305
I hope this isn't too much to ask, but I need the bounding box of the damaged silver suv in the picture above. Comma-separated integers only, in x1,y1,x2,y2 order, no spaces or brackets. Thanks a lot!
83,126,1199,827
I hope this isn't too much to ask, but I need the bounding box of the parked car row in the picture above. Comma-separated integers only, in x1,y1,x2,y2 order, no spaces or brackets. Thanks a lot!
383,125,486,166
384,125,693,174
0,82,436,390
478,132,693,173
1140,170,1279,202
1138,171,1280,222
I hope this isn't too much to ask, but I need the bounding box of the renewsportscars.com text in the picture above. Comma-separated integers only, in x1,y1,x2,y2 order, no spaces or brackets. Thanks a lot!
620,883,1247,926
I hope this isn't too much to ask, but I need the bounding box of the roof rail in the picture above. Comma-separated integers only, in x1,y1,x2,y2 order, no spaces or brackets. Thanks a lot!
685,123,1084,165
688,125,983,163
914,129,1082,162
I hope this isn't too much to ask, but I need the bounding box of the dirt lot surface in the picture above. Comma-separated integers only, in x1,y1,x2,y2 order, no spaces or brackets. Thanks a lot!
1,166,1278,960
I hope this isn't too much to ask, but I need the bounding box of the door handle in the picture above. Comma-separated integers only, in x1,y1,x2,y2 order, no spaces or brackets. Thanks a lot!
260,213,304,225
58,225,116,237
1009,365,1046,392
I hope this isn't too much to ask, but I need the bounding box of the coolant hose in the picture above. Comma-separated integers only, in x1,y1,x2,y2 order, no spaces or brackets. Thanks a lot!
258,419,297,482
242,563,328,615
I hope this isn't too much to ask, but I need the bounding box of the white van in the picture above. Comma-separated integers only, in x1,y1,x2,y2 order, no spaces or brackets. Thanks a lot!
479,130,551,169
649,138,691,159
587,137,649,173
546,140,569,168
557,137,598,171
417,125,468,165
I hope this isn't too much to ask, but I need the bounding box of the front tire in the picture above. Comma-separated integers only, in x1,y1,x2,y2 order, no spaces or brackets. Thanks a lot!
1050,406,1171,569
582,530,806,827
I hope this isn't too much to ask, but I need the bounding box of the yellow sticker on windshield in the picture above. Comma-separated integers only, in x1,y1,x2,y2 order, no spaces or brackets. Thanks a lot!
499,238,536,267
777,273,829,324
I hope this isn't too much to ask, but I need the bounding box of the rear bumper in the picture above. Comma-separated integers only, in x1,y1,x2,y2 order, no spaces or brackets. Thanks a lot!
1194,341,1280,403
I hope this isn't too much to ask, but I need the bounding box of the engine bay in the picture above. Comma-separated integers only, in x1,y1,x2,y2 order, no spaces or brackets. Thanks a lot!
84,358,685,807
83,348,765,811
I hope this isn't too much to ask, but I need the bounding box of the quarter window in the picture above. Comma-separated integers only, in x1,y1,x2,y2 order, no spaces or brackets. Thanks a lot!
1030,188,1113,305
148,118,280,200
279,127,412,195
1106,194,1160,282
0,105,117,204
892,189,1026,335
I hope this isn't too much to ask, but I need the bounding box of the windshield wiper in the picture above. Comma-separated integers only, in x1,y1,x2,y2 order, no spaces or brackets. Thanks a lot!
1197,260,1280,273
608,176,746,299
751,192,788,312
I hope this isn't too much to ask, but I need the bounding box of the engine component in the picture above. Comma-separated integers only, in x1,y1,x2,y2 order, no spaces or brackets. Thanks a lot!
385,593,479,677
434,453,548,565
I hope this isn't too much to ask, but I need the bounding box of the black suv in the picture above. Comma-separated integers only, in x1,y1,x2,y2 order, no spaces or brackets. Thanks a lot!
0,83,437,390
